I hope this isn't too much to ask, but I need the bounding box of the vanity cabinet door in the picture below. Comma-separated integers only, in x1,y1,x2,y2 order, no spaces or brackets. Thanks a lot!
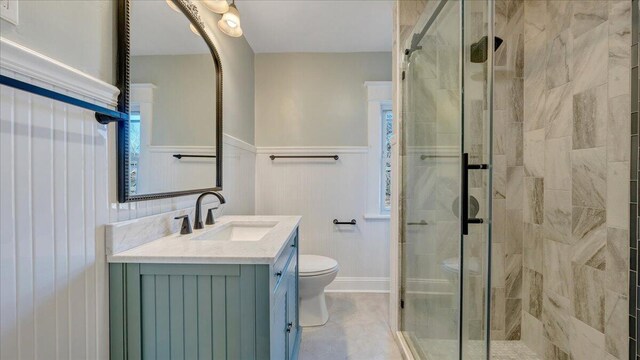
286,255,299,359
271,288,288,360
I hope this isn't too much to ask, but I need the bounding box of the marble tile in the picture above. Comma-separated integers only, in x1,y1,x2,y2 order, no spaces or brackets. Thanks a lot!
524,177,544,225
544,83,573,140
542,290,572,352
545,30,572,90
572,84,608,150
524,129,545,177
437,47,459,90
606,227,629,295
507,122,524,166
506,166,524,210
493,243,506,288
572,22,608,95
493,110,506,156
510,78,524,123
571,147,606,209
571,207,607,270
436,89,460,134
571,0,608,39
544,137,571,190
523,222,543,273
543,239,573,299
546,0,572,40
506,253,523,299
524,0,546,42
493,199,506,244
491,340,541,359
544,340,570,360
506,298,522,340
526,268,543,320
493,154,506,200
608,0,631,99
524,31,547,132
105,207,195,254
607,95,631,162
606,161,629,229
543,190,572,244
568,316,606,360
522,311,545,355
505,209,523,256
571,263,605,332
492,287,506,331
511,32,525,79
604,290,628,360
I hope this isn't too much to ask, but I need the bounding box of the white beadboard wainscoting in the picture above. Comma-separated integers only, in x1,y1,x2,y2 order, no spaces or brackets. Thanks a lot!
0,37,255,359
255,147,391,292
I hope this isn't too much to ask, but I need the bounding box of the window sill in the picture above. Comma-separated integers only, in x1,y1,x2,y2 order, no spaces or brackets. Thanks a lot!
363,214,391,221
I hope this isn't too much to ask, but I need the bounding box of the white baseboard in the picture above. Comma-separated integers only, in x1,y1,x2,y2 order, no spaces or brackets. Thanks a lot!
325,276,390,293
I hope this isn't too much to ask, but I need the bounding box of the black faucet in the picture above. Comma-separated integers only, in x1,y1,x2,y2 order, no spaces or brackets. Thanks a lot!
194,191,226,230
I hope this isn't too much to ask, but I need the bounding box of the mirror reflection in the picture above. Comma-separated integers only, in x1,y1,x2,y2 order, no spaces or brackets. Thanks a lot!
128,0,218,196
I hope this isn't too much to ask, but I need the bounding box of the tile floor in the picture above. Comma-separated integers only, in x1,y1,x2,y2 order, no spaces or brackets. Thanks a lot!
299,293,404,360
298,293,540,360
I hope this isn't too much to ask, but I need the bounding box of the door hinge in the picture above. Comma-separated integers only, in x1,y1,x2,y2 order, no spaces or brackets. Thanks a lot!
400,299,405,309
402,71,405,80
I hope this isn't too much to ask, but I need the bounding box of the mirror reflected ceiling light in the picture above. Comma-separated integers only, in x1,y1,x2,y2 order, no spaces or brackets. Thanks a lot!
189,23,202,36
165,0,181,13
218,2,243,37
202,0,229,14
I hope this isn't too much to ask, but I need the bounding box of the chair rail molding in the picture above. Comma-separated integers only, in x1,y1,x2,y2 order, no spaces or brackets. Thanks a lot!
0,37,119,107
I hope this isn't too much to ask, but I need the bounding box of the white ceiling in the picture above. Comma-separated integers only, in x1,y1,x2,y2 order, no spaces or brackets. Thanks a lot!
237,0,394,53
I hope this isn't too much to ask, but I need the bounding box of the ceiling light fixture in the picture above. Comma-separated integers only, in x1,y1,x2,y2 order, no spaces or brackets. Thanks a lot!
202,0,229,14
217,0,243,37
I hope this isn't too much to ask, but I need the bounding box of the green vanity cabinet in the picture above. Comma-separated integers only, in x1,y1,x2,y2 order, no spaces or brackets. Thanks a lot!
109,230,301,360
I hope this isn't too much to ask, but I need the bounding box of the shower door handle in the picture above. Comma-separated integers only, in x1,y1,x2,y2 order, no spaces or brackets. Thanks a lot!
462,153,486,235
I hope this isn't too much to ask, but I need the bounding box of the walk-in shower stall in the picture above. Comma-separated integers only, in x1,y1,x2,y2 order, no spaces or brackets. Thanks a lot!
400,0,494,358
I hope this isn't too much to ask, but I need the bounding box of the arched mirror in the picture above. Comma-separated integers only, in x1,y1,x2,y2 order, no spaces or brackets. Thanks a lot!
117,0,223,202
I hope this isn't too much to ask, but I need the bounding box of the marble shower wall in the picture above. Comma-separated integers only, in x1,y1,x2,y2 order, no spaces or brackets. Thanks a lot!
492,0,525,341
519,1,631,359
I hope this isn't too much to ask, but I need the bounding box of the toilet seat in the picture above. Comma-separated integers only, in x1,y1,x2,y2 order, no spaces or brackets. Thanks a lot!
299,255,339,277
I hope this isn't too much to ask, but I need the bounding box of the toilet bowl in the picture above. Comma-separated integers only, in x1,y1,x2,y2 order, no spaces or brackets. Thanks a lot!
298,254,339,327
441,257,481,309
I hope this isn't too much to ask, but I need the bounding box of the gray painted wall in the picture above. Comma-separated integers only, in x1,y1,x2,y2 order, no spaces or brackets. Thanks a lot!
254,52,392,147
131,54,217,147
0,0,116,83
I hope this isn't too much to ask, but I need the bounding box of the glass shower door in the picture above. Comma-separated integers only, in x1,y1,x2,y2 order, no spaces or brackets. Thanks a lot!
400,1,462,359
400,0,493,359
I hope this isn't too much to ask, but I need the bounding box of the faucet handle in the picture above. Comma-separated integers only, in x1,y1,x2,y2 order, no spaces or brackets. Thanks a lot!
205,207,219,225
174,215,192,235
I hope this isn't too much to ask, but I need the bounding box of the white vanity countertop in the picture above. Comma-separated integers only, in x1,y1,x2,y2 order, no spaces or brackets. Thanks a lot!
107,215,301,265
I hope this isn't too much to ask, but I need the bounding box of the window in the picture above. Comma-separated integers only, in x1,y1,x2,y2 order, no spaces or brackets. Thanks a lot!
129,112,141,194
381,109,393,212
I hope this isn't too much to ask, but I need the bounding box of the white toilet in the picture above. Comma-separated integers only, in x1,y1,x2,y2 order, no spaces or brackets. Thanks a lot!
298,254,339,327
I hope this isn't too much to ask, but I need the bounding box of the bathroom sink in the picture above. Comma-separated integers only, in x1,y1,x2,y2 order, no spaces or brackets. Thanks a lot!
192,221,278,242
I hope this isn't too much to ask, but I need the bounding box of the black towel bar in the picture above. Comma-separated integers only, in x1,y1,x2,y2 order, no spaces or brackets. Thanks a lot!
173,154,216,159
333,219,356,225
270,155,339,160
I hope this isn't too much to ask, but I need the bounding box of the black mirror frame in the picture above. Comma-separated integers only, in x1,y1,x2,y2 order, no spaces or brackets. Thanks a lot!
116,0,223,203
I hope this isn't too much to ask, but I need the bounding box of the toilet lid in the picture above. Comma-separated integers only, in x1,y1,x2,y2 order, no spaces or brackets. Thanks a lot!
442,257,481,275
299,255,339,276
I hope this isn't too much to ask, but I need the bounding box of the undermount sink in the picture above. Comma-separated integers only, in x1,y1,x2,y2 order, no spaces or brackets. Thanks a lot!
192,221,278,242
